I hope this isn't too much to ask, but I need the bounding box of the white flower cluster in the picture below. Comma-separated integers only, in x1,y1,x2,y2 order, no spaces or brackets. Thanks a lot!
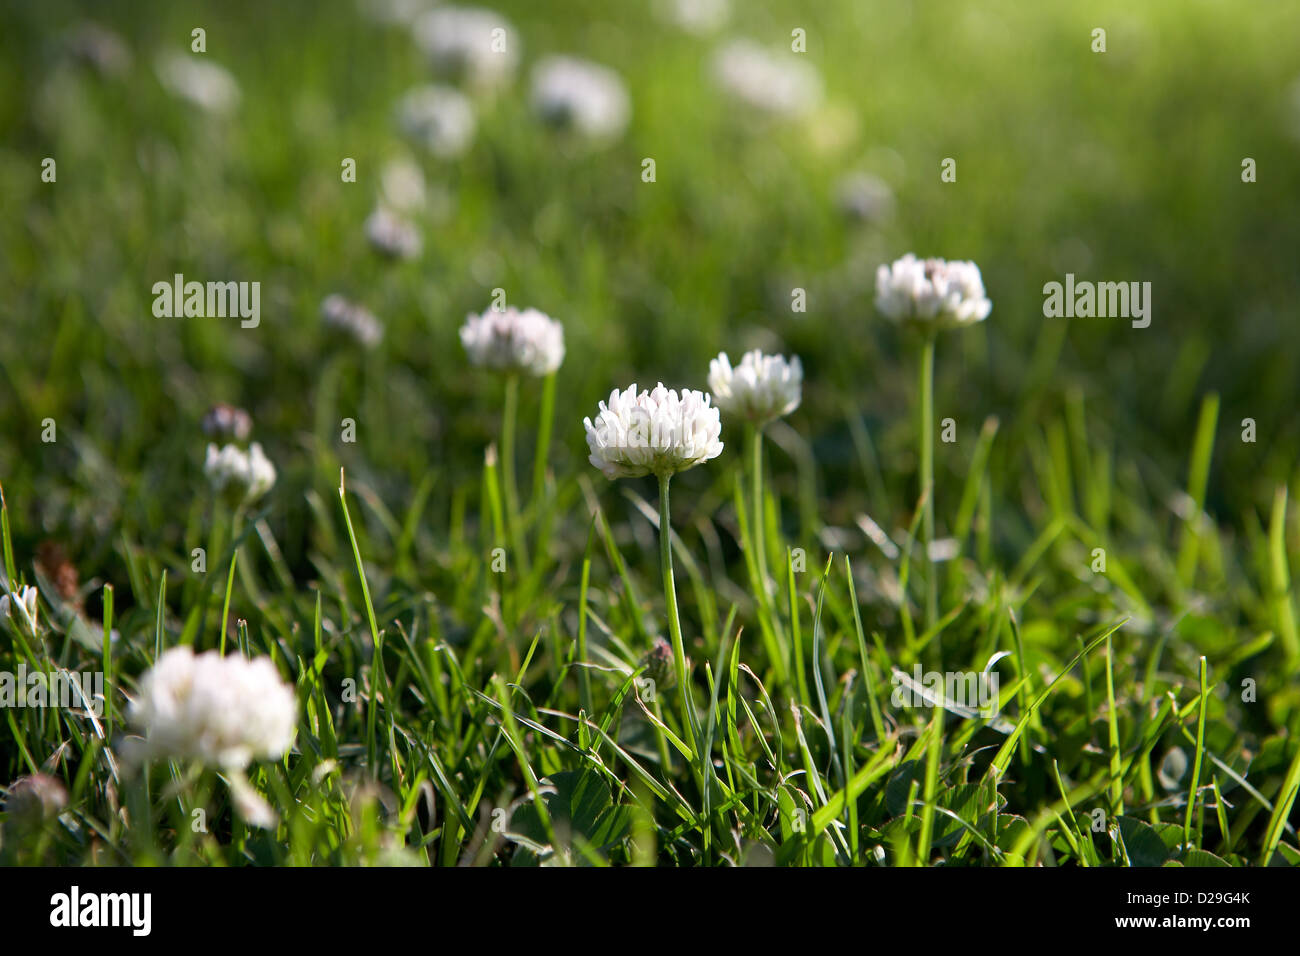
657,0,730,35
321,294,384,349
711,39,821,118
874,254,993,329
204,441,276,504
413,6,518,90
365,206,422,259
155,52,240,114
708,349,803,426
0,585,39,633
396,84,476,158
460,306,565,376
357,0,432,26
129,647,297,769
584,383,724,479
530,56,631,141
835,172,895,224
378,157,427,212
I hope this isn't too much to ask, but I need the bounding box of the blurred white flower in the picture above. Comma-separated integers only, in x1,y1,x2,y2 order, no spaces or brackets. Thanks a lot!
201,403,252,443
3,772,67,822
711,39,821,118
412,6,518,91
155,52,240,114
396,84,475,158
66,22,132,76
0,585,39,634
708,350,803,426
875,254,993,330
365,206,423,259
460,306,565,376
835,172,894,224
584,383,724,479
205,442,276,504
129,647,297,769
530,56,631,141
358,0,434,26
379,157,427,212
321,294,384,349
657,0,730,35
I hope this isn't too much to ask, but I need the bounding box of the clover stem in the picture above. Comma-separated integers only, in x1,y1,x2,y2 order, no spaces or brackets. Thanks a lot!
919,333,937,631
750,423,769,598
658,473,698,753
501,372,528,575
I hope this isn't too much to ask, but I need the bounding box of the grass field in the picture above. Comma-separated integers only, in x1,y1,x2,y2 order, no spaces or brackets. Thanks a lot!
2,0,1300,867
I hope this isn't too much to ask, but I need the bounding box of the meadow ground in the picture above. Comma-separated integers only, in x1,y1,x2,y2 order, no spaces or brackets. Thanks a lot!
2,0,1300,868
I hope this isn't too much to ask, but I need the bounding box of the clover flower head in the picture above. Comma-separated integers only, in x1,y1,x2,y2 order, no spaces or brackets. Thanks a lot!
204,441,276,505
460,306,565,376
155,51,240,114
67,22,132,76
530,56,631,141
584,383,724,479
412,6,518,90
707,349,803,426
379,157,427,212
836,172,895,224
365,206,422,259
201,403,252,443
128,647,297,769
4,772,67,824
874,253,992,330
357,0,433,26
657,0,730,35
396,84,475,158
321,294,384,349
0,585,39,634
711,39,821,118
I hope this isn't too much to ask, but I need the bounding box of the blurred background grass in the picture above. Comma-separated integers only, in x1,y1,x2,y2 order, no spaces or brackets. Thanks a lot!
1,0,1298,598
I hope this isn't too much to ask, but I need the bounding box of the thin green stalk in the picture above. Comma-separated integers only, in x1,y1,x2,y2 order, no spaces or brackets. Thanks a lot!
219,550,237,656
750,424,769,597
102,583,114,733
658,474,699,754
919,334,937,631
532,370,557,507
1184,656,1208,849
501,372,528,575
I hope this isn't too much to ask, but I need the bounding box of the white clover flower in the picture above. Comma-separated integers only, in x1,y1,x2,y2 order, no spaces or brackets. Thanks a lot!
460,306,565,376
657,0,730,35
129,647,297,769
66,22,132,76
874,253,993,330
708,350,803,426
201,403,252,443
365,206,422,259
357,0,434,26
379,157,427,212
396,84,475,158
835,172,894,224
530,56,631,141
0,585,39,634
321,294,384,349
711,39,821,119
412,6,518,91
584,383,724,479
204,442,276,505
155,51,240,114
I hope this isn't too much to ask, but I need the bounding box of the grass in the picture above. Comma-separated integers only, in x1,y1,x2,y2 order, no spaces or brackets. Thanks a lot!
1,0,1299,866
